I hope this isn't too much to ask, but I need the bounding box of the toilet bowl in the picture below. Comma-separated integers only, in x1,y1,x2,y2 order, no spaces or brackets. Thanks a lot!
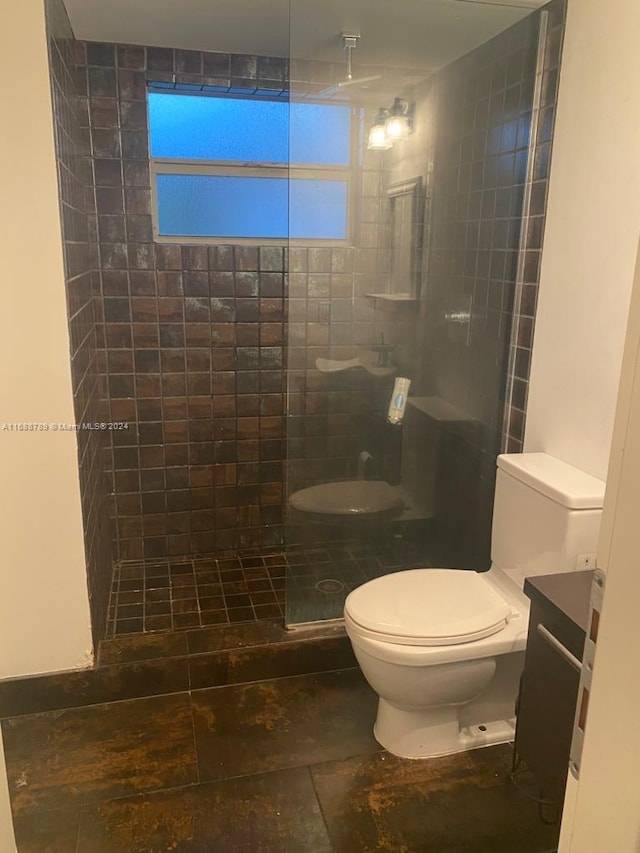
345,566,528,758
343,452,606,760
289,480,403,520
288,396,472,522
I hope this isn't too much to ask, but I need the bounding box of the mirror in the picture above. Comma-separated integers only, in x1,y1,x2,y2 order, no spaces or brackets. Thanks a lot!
387,177,424,300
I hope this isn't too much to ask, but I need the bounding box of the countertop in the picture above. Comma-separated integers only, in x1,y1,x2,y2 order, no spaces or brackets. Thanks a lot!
524,570,594,635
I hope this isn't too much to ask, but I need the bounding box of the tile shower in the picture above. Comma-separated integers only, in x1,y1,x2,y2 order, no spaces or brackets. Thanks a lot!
47,0,114,642
79,41,290,564
46,0,565,639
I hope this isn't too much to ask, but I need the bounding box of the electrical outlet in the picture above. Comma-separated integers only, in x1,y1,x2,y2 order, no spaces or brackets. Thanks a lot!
576,553,597,571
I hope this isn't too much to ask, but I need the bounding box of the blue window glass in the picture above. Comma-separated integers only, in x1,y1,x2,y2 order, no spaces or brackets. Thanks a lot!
157,174,289,238
290,103,351,166
289,180,348,239
156,174,348,240
150,92,351,239
149,93,289,162
149,93,351,166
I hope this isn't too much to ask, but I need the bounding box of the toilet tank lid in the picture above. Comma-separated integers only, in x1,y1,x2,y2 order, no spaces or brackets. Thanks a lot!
497,453,605,509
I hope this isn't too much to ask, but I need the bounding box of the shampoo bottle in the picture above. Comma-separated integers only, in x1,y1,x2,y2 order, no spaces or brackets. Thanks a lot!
387,377,411,425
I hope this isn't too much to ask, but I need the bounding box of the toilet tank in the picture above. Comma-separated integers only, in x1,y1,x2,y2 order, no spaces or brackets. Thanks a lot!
491,453,605,584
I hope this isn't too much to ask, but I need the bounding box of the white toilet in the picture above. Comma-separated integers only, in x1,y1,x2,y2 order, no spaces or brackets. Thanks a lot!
344,452,605,759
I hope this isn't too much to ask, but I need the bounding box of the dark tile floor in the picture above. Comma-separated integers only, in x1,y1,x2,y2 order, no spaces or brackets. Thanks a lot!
4,666,560,852
107,538,434,636
285,537,433,624
106,551,287,636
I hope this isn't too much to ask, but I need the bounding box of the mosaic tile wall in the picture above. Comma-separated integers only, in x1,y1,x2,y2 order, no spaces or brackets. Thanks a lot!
74,42,290,561
502,0,567,451
46,6,563,622
285,86,420,549
76,41,399,560
385,8,559,568
45,0,114,641
286,4,566,560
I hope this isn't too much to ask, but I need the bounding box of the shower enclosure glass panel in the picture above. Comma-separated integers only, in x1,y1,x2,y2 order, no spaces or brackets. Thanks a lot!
285,0,542,626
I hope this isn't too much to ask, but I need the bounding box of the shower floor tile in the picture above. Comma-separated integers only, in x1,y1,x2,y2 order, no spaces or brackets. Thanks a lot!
105,537,431,637
106,550,287,637
285,536,433,626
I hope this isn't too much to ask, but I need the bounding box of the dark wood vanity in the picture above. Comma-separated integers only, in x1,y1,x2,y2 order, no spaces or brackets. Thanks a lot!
514,570,594,805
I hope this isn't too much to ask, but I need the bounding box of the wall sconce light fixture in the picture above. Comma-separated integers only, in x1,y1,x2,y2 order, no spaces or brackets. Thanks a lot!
385,98,412,141
367,108,392,150
367,97,414,150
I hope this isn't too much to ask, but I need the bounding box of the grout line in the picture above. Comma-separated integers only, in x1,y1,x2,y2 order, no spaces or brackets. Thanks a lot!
187,690,201,786
22,749,378,825
1,688,193,723
307,763,337,851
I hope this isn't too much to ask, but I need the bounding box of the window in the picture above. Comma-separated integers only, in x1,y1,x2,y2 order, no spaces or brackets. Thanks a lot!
148,92,352,243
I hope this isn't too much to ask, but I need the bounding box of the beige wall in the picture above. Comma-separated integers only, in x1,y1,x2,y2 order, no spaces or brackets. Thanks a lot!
531,0,640,846
0,0,93,678
560,240,640,851
524,0,640,481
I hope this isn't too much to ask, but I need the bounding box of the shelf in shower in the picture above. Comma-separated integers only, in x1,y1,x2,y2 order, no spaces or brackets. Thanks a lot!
365,292,417,304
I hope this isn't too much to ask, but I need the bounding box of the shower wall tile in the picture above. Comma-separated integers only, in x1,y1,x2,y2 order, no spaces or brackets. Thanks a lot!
80,42,292,560
386,4,564,567
78,38,388,558
45,0,114,642
284,111,397,535
422,15,539,563
49,9,563,578
503,0,567,451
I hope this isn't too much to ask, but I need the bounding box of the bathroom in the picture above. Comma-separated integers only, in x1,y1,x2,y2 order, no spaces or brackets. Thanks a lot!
1,0,640,850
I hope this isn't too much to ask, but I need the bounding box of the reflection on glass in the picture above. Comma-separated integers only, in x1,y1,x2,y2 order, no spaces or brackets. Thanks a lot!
285,0,545,626
289,179,348,239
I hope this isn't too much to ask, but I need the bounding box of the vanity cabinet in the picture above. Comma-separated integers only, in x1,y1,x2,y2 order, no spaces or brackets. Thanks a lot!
514,570,593,805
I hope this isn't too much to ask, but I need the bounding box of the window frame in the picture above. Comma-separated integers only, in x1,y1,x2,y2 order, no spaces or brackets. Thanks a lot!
148,90,356,246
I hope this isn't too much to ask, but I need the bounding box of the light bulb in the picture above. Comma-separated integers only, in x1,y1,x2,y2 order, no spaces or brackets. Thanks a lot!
384,98,411,141
368,123,391,150
367,107,392,151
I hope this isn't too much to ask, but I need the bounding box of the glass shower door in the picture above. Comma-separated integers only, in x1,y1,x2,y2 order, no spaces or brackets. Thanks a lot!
284,0,542,626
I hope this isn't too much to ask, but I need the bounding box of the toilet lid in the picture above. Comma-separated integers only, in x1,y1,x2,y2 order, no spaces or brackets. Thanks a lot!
344,569,512,646
289,480,403,517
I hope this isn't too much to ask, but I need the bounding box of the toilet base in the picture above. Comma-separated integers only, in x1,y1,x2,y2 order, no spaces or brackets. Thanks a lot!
374,698,516,759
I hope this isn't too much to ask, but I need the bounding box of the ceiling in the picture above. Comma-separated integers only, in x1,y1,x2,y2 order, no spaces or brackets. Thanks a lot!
63,0,545,72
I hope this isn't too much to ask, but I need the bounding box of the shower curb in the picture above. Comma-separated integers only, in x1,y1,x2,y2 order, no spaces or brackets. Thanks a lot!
0,620,355,719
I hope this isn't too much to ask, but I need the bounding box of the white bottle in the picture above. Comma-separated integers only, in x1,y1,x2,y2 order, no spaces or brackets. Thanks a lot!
387,377,411,425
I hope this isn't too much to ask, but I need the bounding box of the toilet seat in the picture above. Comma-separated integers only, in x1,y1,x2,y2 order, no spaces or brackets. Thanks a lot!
344,569,513,647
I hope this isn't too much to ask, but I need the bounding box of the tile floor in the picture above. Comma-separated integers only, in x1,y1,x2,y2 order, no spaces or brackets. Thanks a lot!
4,664,560,852
106,538,434,636
106,551,287,636
285,537,433,624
